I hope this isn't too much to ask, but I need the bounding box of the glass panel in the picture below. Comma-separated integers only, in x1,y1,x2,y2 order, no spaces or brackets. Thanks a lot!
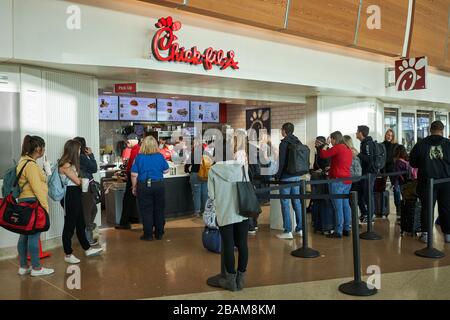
435,112,448,137
384,108,398,139
416,110,433,142
401,113,415,152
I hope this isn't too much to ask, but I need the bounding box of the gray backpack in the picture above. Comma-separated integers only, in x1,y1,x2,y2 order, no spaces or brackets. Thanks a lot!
350,157,362,177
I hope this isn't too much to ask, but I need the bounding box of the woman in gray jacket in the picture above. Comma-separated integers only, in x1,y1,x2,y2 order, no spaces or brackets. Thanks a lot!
208,160,249,291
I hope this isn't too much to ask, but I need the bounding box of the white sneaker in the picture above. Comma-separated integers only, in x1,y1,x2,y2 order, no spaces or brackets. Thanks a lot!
65,254,81,264
420,233,428,244
31,267,54,277
294,230,303,237
18,267,32,276
277,232,293,240
85,247,103,257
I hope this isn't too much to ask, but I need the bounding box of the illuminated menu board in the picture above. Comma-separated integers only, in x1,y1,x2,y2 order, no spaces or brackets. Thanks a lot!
98,95,119,120
190,101,219,123
119,97,157,121
157,99,190,122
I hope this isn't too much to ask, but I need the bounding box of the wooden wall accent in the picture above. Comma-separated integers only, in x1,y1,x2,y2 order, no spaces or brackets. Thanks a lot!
355,0,409,56
286,0,360,46
409,0,450,67
180,0,288,30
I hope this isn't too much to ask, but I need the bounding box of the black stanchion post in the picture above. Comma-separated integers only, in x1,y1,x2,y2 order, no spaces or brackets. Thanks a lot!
339,191,377,296
360,173,382,240
291,180,320,258
415,178,445,259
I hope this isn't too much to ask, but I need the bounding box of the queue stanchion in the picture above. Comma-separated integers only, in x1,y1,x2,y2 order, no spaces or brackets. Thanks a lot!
415,178,445,259
339,191,377,296
291,180,320,258
360,173,382,241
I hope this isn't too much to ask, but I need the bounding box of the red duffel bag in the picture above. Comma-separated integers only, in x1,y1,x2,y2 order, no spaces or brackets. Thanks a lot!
0,194,50,235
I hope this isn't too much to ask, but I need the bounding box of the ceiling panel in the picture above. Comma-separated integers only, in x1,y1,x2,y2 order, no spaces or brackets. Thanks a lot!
409,0,449,67
286,0,360,46
356,0,408,56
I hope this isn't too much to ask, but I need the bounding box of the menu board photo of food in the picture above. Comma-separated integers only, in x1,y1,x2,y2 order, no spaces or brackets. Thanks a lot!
157,99,190,122
98,95,119,120
190,101,219,123
119,97,157,121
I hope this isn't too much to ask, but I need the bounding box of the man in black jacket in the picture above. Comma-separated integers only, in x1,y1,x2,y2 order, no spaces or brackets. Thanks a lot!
74,137,99,246
356,125,377,224
410,121,450,244
274,123,303,240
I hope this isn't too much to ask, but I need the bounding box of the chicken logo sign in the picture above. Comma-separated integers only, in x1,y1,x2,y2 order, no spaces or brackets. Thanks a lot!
395,57,427,91
151,16,239,71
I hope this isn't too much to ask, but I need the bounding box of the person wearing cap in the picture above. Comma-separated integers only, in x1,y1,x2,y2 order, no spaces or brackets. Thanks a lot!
115,133,141,230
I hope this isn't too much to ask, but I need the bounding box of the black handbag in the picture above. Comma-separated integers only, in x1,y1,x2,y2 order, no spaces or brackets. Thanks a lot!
89,180,101,204
236,166,262,218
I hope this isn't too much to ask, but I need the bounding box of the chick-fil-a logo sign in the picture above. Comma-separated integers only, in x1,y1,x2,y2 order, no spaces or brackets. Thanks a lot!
151,16,239,71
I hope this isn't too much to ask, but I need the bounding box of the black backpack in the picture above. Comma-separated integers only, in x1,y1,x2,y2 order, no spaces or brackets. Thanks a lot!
287,141,310,176
372,140,386,173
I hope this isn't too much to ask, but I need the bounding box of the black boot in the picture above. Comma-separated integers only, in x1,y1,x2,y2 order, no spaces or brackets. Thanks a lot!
236,271,246,291
219,271,237,292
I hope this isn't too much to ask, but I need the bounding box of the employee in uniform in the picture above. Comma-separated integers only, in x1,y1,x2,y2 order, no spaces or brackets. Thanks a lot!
131,136,169,241
115,134,141,230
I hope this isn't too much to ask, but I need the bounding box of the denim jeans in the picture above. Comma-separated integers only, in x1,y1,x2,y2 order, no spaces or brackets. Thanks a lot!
393,184,401,210
190,173,208,213
280,176,302,233
17,232,41,269
330,182,352,235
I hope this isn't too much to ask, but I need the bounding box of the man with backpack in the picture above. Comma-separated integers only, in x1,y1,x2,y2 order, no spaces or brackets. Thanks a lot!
356,125,384,224
274,123,310,239
409,121,450,244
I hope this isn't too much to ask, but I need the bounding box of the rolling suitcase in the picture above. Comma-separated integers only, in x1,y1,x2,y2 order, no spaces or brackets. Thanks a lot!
312,199,335,234
400,199,421,236
374,191,390,217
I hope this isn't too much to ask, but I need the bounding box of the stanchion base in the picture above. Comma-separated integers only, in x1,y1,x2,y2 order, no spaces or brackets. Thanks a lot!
359,231,382,240
27,252,51,260
415,247,445,259
339,280,378,296
291,247,320,258
206,273,223,288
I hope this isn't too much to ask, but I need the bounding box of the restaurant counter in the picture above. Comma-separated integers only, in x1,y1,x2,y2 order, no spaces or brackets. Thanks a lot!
102,171,194,224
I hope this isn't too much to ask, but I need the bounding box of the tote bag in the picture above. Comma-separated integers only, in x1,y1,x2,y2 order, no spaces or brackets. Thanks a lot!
236,166,262,218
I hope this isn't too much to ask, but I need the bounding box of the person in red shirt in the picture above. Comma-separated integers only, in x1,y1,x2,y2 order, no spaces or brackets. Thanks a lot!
320,131,353,238
116,134,141,230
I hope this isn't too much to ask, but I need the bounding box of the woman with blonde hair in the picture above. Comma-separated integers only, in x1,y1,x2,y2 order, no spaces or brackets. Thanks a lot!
381,129,401,215
59,140,103,264
131,136,169,241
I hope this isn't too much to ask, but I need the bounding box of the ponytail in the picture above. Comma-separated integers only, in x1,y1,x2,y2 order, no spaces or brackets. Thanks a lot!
21,135,46,156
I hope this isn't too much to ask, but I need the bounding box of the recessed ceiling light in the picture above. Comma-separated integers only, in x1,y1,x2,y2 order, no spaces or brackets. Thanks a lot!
171,96,178,99
225,100,232,103
103,91,112,94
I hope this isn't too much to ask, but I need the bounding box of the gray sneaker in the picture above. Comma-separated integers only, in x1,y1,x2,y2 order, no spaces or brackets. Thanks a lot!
445,234,450,243
420,232,428,244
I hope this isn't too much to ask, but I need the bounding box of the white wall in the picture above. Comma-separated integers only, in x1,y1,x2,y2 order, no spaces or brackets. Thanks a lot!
9,0,450,105
0,0,13,61
0,65,100,249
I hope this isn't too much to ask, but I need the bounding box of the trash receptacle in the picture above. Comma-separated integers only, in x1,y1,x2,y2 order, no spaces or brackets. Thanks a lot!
105,182,126,225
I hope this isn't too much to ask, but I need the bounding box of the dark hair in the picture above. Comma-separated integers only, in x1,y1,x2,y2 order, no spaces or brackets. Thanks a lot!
73,137,87,152
179,136,184,142
430,121,444,132
330,131,344,144
393,144,408,161
316,136,326,144
59,140,81,174
21,135,45,156
357,125,370,137
282,123,294,135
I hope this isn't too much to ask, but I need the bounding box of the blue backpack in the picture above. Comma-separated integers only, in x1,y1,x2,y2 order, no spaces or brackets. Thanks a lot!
48,165,66,201
1,160,32,199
